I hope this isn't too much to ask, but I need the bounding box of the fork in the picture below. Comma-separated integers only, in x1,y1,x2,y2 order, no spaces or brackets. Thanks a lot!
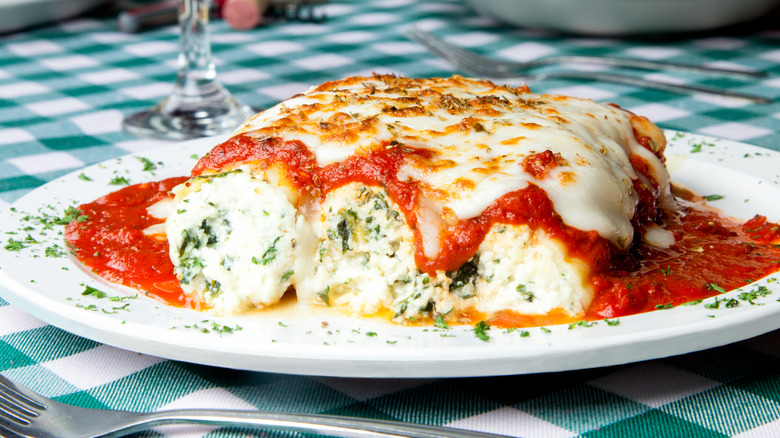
405,28,771,105
0,374,512,438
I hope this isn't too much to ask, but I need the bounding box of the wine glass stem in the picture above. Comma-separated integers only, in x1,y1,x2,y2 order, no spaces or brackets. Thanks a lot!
175,0,217,104
122,0,254,139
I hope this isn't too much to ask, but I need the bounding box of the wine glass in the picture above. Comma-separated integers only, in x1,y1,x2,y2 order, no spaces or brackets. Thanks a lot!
122,0,255,140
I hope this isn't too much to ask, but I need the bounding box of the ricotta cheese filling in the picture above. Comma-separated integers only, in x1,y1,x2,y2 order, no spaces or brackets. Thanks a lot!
165,75,673,322
167,168,301,313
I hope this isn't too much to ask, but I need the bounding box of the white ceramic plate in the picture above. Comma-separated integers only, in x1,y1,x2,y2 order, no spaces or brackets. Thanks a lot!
462,0,780,35
1,131,780,378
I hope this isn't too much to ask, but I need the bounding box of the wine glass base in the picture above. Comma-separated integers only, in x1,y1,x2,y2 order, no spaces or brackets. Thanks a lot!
122,102,256,141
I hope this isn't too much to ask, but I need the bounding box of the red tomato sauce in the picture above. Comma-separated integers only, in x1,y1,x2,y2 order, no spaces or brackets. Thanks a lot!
522,150,563,180
65,134,780,325
191,135,317,190
589,207,780,319
65,177,189,306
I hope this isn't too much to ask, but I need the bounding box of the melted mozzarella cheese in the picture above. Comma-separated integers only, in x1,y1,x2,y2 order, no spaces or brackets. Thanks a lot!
143,199,173,237
235,76,670,252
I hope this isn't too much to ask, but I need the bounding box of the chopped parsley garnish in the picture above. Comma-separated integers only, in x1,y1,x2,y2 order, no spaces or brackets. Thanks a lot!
473,320,491,341
434,314,449,329
705,283,728,294
109,294,136,302
109,176,130,185
136,156,158,171
704,296,740,309
604,318,620,326
655,303,674,310
44,244,67,258
23,234,39,244
102,303,131,314
81,285,107,298
208,322,242,334
78,173,92,181
76,303,97,311
57,206,89,225
738,285,772,305
281,270,294,282
704,194,724,201
704,298,722,309
4,238,26,251
568,320,595,330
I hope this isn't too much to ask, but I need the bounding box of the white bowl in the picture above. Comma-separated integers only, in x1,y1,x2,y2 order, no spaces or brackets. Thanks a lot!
462,0,780,35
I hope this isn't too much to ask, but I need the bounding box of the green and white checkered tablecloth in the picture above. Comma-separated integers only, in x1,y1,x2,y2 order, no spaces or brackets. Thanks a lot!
2,1,780,436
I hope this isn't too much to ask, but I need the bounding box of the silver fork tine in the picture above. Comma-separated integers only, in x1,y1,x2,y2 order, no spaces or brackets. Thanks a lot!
0,372,518,438
529,55,767,79
415,33,513,79
407,29,506,77
406,28,771,105
541,70,772,104
1,375,46,411
406,28,766,79
0,397,37,422
0,375,43,427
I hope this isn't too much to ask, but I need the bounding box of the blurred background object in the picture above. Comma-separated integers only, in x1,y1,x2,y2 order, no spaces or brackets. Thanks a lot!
462,0,780,35
117,0,327,33
0,0,326,35
0,0,110,33
117,0,189,33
